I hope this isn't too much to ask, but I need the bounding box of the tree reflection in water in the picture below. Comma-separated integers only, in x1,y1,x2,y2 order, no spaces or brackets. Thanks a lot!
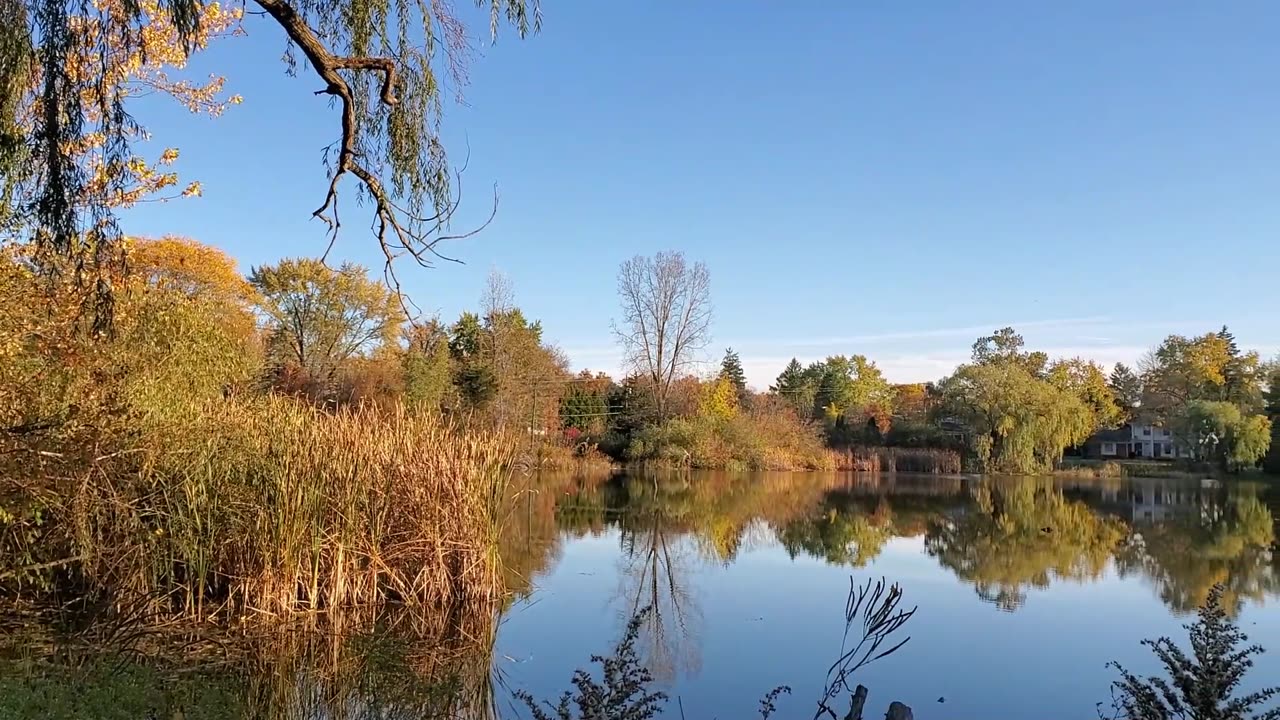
499,471,1278,621
1114,489,1278,616
924,478,1127,611
615,477,705,682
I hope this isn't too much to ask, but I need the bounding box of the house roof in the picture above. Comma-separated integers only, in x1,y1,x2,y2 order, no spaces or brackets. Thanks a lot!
1089,426,1132,443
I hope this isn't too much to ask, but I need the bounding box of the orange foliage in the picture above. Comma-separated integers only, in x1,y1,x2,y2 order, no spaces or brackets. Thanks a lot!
25,0,242,208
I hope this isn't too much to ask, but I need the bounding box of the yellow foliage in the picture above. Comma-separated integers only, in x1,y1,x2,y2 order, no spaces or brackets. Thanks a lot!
698,376,739,421
23,0,241,208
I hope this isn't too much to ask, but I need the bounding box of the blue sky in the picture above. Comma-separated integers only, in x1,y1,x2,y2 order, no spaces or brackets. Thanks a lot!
121,1,1280,388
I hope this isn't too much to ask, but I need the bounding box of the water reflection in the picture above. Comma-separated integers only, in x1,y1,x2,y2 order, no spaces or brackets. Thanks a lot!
924,479,1126,611
616,497,703,681
499,471,1278,618
0,603,500,719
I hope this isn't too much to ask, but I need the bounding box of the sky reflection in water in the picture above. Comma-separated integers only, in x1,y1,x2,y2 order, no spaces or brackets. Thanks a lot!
495,472,1280,720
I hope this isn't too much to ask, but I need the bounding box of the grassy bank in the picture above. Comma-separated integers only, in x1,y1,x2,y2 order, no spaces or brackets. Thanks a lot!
1054,458,1274,481
2,397,513,619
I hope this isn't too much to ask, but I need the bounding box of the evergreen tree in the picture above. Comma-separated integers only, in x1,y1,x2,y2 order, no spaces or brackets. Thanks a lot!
773,357,825,419
719,347,748,405
1109,362,1143,420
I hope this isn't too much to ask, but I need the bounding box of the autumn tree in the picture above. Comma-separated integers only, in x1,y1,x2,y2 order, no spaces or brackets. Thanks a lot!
1141,330,1265,421
1047,358,1124,432
893,383,933,424
2,0,244,325
812,355,895,433
698,375,739,422
5,0,538,327
250,258,401,397
2,237,258,436
614,252,712,419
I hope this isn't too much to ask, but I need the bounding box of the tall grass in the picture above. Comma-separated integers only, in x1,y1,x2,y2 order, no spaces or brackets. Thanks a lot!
829,446,962,474
9,396,514,620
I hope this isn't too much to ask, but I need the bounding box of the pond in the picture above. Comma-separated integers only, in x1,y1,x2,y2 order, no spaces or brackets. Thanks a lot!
2,472,1277,719
494,471,1280,719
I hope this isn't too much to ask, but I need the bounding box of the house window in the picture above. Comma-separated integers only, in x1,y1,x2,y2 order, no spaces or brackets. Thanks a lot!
1102,442,1116,456
1142,427,1152,436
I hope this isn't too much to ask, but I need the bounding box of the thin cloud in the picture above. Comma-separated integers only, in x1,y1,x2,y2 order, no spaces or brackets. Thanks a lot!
730,316,1113,350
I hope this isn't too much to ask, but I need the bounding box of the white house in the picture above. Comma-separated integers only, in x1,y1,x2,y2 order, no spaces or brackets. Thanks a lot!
1087,423,1190,460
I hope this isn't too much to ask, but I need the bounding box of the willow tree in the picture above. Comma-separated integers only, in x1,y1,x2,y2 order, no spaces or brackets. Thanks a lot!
939,344,1096,474
1,0,538,326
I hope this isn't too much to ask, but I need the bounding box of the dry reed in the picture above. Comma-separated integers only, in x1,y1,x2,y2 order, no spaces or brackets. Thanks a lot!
64,396,514,620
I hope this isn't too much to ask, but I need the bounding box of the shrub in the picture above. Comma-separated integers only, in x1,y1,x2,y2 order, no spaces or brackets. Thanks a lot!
1109,585,1280,720
625,401,833,471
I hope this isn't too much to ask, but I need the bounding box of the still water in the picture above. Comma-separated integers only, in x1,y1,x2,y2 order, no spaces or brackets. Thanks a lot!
494,472,1280,719
3,472,1278,719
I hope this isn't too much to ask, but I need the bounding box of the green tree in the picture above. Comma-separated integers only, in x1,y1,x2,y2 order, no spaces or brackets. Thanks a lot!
971,327,1048,376
771,358,815,418
811,355,895,428
1169,400,1272,471
1264,365,1280,474
719,347,748,406
1109,362,1143,420
939,333,1096,473
560,371,614,434
446,284,567,426
402,320,453,411
250,258,401,395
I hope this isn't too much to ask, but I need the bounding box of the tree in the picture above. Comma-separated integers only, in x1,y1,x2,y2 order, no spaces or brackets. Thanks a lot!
1047,358,1124,431
560,371,613,435
893,383,933,424
1109,362,1143,420
772,358,814,418
698,375,738,422
939,358,1094,474
446,283,568,427
5,0,539,327
812,355,895,432
1264,365,1280,474
718,347,748,406
1170,400,1272,472
614,252,712,419
1141,331,1264,421
1109,585,1279,720
971,327,1047,376
402,320,453,411
250,258,401,395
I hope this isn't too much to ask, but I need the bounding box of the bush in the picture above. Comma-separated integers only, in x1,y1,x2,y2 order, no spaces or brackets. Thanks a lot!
1109,585,1279,720
625,400,833,471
